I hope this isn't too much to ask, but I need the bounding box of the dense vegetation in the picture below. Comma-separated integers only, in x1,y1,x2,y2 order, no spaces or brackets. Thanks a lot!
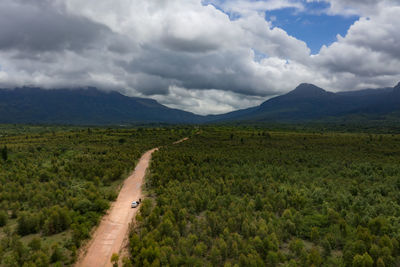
130,127,400,266
0,126,191,266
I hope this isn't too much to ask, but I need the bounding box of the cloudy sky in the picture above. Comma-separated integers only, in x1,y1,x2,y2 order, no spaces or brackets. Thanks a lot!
0,0,399,114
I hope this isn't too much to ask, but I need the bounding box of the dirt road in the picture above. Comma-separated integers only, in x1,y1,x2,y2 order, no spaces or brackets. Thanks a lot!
76,148,158,267
173,137,189,144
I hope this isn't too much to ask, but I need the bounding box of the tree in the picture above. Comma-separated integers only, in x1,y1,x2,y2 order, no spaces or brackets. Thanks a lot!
122,256,133,267
194,242,208,257
307,247,323,267
376,257,385,267
51,244,64,263
210,246,222,266
352,253,373,267
266,251,279,266
321,238,332,257
17,212,40,236
111,253,119,267
264,132,271,139
43,206,71,235
2,145,7,161
289,239,305,257
34,251,50,267
28,237,42,251
0,210,8,226
311,227,320,242
255,195,263,211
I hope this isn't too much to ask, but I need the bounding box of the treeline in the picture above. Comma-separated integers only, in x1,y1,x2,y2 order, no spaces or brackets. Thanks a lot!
0,126,193,266
129,127,400,266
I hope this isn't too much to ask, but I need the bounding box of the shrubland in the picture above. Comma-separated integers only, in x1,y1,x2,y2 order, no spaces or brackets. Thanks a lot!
130,127,400,266
0,126,191,266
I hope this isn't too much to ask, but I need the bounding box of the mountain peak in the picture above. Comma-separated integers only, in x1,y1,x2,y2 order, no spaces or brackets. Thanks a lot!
394,82,400,91
287,83,329,98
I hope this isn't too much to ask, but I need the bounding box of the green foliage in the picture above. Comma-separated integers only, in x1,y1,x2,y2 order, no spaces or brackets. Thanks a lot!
128,127,400,266
28,237,42,251
1,145,7,161
289,238,305,257
0,126,192,266
308,247,323,266
43,206,71,235
352,252,373,267
17,212,41,236
0,210,8,227
50,244,64,263
111,253,119,267
122,256,133,267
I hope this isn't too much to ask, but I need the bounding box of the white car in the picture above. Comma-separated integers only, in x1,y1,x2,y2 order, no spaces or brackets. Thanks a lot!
131,201,139,208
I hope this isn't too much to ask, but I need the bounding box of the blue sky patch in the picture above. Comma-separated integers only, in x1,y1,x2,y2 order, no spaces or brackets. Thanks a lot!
253,49,268,62
266,2,359,54
203,0,359,55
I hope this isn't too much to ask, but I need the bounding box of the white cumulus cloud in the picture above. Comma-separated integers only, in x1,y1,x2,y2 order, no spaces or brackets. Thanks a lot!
0,0,399,114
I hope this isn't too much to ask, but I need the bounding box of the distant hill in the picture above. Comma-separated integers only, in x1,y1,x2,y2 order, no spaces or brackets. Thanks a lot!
0,87,204,125
217,82,400,124
0,83,399,125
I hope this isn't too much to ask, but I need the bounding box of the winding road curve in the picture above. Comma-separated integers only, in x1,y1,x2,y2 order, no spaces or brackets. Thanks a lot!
76,138,188,267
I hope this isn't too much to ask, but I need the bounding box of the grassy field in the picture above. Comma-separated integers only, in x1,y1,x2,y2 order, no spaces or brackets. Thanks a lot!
130,127,400,266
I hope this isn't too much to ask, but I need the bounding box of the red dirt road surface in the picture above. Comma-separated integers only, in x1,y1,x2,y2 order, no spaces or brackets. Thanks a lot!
173,137,189,144
76,148,158,267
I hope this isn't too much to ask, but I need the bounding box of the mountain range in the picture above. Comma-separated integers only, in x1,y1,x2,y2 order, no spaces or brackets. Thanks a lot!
0,87,204,125
218,82,400,123
0,82,399,125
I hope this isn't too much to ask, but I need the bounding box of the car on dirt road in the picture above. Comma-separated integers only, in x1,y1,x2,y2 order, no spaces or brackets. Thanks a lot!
131,201,139,208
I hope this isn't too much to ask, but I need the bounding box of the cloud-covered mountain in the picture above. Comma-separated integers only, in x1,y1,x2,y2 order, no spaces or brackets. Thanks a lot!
0,83,399,125
0,0,400,114
217,82,400,123
0,87,204,125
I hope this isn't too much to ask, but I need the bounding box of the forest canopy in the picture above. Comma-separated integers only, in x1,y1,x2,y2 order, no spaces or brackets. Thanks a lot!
1,125,400,266
0,126,191,266
129,127,400,267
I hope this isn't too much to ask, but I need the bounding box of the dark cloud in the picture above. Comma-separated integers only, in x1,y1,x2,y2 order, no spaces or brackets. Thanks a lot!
0,0,399,114
161,36,220,53
0,1,112,54
123,44,285,97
